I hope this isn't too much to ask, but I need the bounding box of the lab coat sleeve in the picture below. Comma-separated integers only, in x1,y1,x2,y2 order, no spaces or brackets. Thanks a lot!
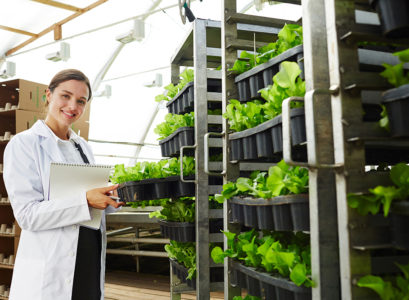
3,135,92,231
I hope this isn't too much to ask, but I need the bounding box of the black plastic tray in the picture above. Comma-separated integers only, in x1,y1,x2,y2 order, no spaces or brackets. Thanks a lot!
229,194,309,232
229,108,306,162
231,260,311,300
117,175,195,202
170,259,224,290
235,45,304,101
370,0,409,38
159,126,195,157
166,79,222,115
159,126,223,158
382,84,409,137
159,218,223,242
235,45,403,102
390,201,409,250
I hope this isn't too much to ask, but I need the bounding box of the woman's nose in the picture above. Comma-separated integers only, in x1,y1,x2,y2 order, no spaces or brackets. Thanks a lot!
67,99,80,109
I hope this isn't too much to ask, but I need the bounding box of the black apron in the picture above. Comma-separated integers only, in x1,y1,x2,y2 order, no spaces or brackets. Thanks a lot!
71,142,102,300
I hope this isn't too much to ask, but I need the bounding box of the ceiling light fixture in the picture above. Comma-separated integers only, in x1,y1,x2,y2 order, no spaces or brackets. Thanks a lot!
93,84,112,98
116,19,145,44
0,61,16,79
45,42,70,62
143,73,163,88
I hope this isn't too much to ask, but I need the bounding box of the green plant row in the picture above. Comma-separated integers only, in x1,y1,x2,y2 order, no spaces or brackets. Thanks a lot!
154,109,222,140
357,262,409,300
110,156,195,184
233,296,260,300
154,112,195,140
379,48,409,131
347,162,409,217
215,160,308,204
224,61,305,132
149,196,223,223
165,241,219,281
211,230,314,287
127,198,168,208
381,48,409,88
155,69,194,102
230,24,303,74
165,240,197,280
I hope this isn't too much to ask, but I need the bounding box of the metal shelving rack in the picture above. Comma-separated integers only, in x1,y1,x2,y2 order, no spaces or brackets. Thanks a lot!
168,19,224,300
325,0,409,299
168,17,279,300
221,0,341,299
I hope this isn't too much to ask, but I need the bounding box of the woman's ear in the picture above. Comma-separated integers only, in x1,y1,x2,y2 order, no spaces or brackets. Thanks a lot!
45,88,51,104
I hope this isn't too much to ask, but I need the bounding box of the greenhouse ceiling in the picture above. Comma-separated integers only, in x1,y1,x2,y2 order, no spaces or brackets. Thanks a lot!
0,0,301,166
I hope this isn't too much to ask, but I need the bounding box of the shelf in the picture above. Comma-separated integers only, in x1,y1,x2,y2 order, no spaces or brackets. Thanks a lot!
340,28,409,46
0,110,16,118
0,264,13,270
227,13,300,27
171,19,280,67
0,234,14,238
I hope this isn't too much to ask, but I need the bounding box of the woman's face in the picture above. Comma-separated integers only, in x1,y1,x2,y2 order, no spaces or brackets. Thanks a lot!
46,80,89,129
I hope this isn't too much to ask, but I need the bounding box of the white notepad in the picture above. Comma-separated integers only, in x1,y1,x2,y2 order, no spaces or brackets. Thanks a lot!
49,162,113,229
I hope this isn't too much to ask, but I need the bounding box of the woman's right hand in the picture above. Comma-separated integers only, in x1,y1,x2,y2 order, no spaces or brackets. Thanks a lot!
86,184,124,209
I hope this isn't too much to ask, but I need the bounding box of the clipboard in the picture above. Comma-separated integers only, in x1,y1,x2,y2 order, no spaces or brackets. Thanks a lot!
49,162,113,229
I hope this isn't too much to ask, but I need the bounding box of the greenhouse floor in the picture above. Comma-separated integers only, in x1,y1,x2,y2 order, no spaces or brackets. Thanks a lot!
104,270,224,300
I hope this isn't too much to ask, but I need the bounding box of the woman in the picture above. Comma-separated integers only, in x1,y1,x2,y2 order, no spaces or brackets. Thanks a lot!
3,69,123,300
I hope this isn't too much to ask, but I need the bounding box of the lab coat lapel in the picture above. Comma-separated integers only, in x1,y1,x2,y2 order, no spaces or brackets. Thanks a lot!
31,121,65,163
40,137,65,163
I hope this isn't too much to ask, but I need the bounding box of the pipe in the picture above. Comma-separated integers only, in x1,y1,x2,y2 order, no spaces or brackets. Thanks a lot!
106,249,168,257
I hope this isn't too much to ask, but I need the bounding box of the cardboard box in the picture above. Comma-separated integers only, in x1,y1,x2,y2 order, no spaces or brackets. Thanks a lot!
14,109,90,140
71,118,89,141
0,79,47,113
70,105,90,140
15,110,46,134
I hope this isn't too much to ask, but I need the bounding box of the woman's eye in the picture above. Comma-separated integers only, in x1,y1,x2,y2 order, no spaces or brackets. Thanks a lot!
77,100,86,105
63,94,70,99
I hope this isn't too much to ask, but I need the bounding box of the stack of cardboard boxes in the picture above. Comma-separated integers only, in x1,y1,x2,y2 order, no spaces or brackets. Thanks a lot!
0,78,90,296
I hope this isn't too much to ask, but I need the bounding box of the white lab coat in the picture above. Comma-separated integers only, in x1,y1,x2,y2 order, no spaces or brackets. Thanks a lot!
3,120,110,300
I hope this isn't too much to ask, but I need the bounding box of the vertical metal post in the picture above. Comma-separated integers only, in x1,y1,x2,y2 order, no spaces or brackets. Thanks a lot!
170,60,182,300
325,1,370,299
171,64,180,85
134,228,140,272
302,0,340,299
222,1,241,299
170,262,182,300
193,19,210,300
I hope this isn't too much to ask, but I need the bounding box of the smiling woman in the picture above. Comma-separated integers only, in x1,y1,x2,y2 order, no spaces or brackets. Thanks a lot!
2,69,124,300
45,70,91,140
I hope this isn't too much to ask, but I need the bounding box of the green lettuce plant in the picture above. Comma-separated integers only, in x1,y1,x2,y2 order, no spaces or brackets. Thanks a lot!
110,156,195,184
154,112,194,140
379,48,409,131
215,160,308,204
149,196,222,222
128,198,168,208
155,69,194,102
347,162,409,217
165,241,219,280
211,231,314,287
381,48,409,88
357,262,409,300
224,61,305,132
229,24,303,74
165,241,197,280
233,296,261,300
149,197,195,222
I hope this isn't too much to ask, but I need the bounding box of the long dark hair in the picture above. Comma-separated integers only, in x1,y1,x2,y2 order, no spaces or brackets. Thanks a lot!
48,69,92,101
